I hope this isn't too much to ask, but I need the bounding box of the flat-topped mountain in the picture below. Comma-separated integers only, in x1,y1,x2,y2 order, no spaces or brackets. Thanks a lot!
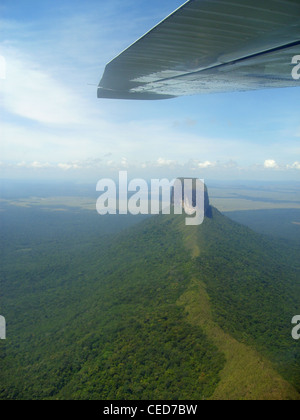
170,178,212,218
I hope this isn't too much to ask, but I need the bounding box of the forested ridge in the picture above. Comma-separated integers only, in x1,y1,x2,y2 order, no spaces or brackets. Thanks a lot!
0,203,299,399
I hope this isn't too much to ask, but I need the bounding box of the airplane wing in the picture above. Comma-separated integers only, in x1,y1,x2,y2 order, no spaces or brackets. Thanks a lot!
98,0,300,100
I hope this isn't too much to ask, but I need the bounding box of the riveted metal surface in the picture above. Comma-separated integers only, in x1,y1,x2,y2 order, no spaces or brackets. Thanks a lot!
98,0,300,100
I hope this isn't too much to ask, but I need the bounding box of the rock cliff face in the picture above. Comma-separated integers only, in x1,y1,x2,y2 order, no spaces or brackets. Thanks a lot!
171,178,212,218
203,183,212,218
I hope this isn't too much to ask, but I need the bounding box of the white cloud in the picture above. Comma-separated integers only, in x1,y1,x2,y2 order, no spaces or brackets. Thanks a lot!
0,54,6,80
121,157,129,168
31,161,51,169
15,161,51,169
57,162,81,171
0,46,91,125
198,161,215,169
264,159,279,169
157,158,177,167
288,161,300,170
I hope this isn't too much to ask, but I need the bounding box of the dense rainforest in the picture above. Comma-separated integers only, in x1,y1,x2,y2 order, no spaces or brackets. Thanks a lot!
0,201,299,400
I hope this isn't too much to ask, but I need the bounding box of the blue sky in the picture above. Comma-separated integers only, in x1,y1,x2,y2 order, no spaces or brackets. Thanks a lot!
0,0,300,182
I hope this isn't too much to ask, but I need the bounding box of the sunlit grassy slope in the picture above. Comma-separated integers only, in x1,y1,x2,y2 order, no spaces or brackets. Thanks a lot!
178,280,299,400
176,208,300,400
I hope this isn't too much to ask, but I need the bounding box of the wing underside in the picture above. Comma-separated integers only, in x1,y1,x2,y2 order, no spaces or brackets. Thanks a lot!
98,0,300,100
